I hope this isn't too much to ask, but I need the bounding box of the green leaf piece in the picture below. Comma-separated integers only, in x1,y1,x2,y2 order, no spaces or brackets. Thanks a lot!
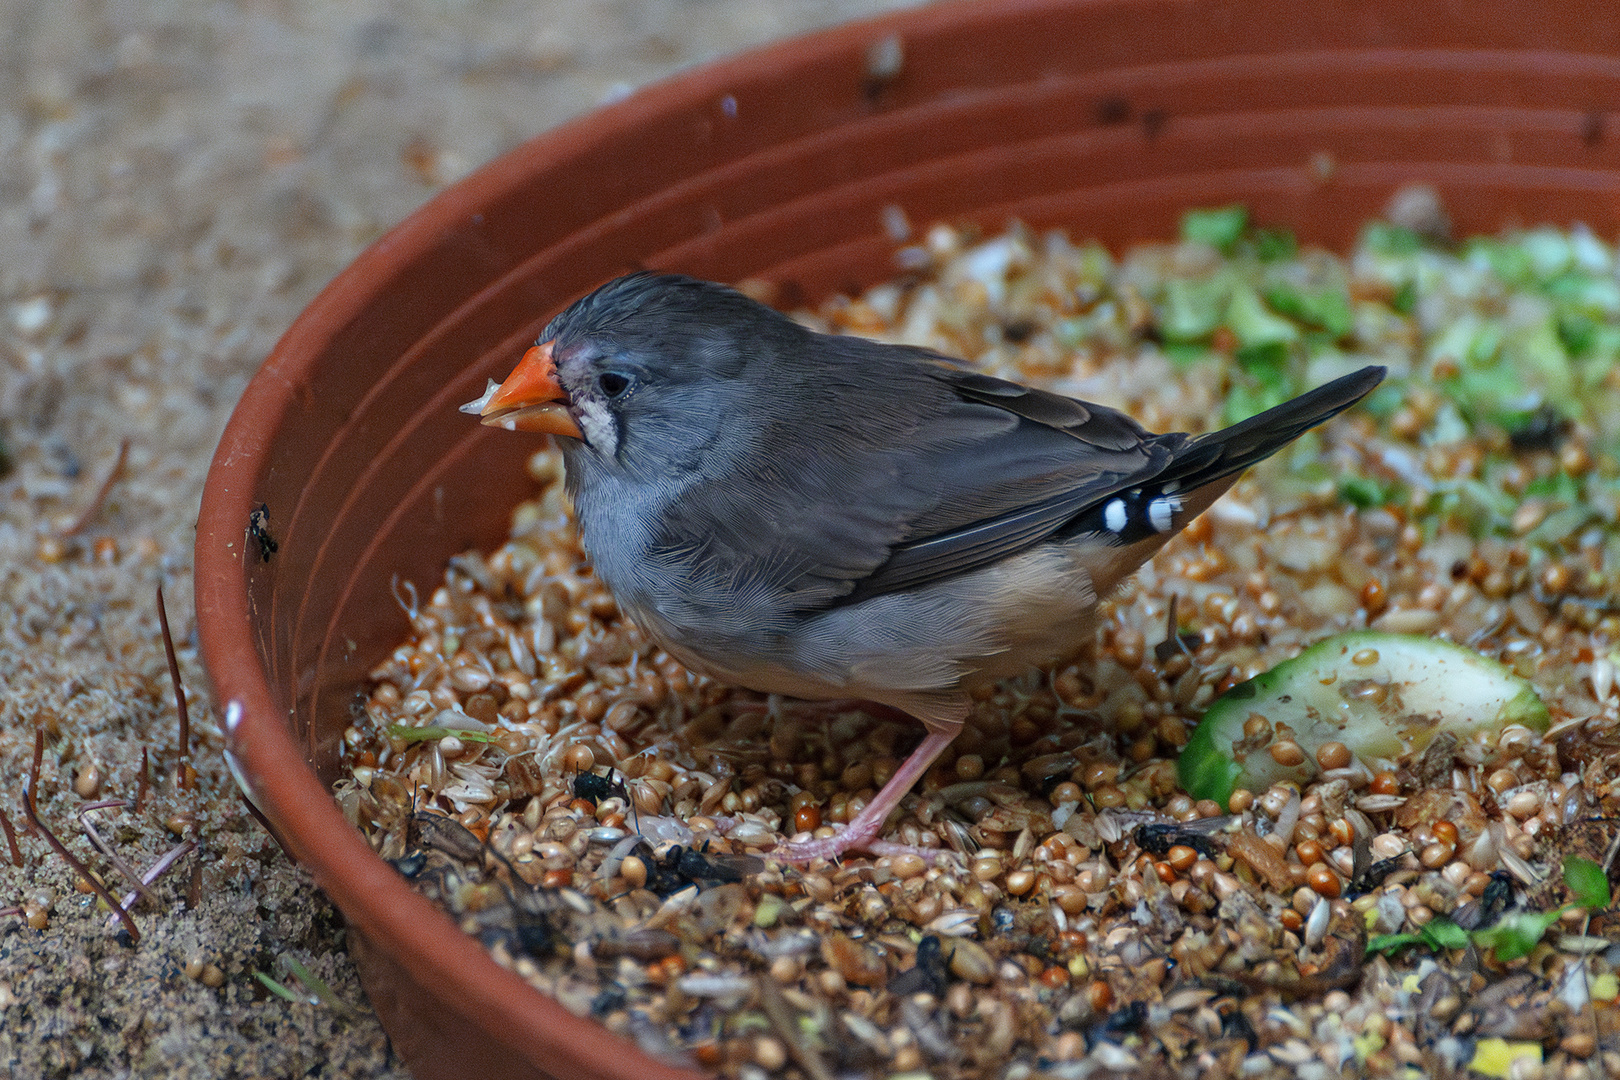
1338,475,1391,509
1474,910,1562,962
1159,276,1229,343
1390,279,1418,315
1181,205,1249,253
1263,282,1354,339
1564,856,1611,910
1366,932,1428,957
1361,222,1425,257
1419,916,1470,950
282,955,359,1014
1252,227,1297,261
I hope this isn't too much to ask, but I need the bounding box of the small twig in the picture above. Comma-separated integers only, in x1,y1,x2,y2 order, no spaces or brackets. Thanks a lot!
0,807,21,866
21,774,140,942
78,801,161,907
156,582,191,793
158,581,208,909
28,727,44,824
239,793,294,861
134,749,150,813
103,840,195,933
59,438,129,539
1600,827,1620,886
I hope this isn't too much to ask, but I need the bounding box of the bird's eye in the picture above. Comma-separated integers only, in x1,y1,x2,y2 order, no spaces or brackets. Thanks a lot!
597,372,632,398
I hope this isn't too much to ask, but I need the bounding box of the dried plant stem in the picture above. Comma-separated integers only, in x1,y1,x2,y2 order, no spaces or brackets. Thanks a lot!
134,749,150,813
20,748,140,942
27,727,44,832
156,581,207,910
239,794,294,860
79,801,161,907
59,438,129,539
0,808,20,866
156,582,192,794
103,841,195,933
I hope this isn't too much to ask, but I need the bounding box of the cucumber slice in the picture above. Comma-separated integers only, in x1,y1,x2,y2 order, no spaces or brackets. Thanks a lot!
1178,632,1549,809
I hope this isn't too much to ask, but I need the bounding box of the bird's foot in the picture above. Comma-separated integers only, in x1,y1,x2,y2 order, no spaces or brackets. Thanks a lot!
771,823,949,864
771,727,962,864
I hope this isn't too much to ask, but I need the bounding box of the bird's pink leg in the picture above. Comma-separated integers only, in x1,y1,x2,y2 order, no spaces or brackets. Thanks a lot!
773,723,961,863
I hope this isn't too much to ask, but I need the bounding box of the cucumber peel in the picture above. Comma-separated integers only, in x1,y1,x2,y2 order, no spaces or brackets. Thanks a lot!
1178,632,1549,809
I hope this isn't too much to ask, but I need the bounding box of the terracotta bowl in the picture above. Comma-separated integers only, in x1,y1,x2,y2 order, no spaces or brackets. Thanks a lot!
195,1,1620,1076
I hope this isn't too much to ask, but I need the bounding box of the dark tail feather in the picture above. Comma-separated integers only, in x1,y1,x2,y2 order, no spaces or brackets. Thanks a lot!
1160,365,1385,490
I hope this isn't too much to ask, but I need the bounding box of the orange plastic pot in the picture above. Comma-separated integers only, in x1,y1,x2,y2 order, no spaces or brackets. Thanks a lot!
196,1,1620,1077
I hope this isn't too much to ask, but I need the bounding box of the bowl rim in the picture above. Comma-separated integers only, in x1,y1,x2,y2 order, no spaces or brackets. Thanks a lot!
195,0,1620,1072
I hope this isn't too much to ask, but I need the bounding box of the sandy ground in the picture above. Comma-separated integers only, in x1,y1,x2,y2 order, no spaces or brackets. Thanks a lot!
0,2,923,1076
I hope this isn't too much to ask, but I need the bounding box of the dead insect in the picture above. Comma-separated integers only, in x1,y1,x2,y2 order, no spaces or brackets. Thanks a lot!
1135,822,1221,860
1089,1000,1149,1048
1507,404,1572,453
1219,1002,1258,1049
646,844,761,896
1153,594,1203,662
590,984,628,1018
508,910,555,956
574,768,639,833
392,851,429,879
571,768,629,807
1452,870,1515,930
473,888,558,960
1347,828,1408,896
248,503,278,562
887,934,950,997
477,919,553,960
410,811,485,863
1348,855,1406,895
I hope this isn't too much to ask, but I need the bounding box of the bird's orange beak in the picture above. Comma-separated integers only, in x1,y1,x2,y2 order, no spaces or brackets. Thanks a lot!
460,341,584,439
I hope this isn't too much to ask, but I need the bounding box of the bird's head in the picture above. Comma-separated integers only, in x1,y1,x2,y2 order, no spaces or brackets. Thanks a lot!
463,273,792,475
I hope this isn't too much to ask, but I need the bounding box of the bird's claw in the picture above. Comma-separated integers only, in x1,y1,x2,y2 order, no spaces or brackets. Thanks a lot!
772,824,951,865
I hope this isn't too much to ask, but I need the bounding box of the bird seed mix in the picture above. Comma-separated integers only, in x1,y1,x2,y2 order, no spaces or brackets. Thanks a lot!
340,192,1620,1080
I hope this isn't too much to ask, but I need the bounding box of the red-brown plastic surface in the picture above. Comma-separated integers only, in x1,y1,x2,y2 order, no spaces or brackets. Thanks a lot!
196,1,1620,1076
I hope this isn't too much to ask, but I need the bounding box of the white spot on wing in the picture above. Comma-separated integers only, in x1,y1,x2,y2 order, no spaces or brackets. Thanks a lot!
1103,498,1127,533
1149,495,1181,532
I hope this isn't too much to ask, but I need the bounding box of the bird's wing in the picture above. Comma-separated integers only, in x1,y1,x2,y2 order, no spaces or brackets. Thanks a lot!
645,329,1376,625
839,362,1384,602
831,362,1178,602
647,348,1177,620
